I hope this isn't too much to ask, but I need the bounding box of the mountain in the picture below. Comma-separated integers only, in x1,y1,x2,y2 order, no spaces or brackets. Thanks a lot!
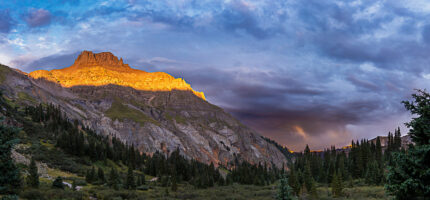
0,51,287,168
369,135,413,150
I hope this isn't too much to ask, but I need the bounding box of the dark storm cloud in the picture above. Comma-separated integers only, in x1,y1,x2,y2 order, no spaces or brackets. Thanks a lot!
225,81,383,128
225,96,386,150
153,63,382,123
23,8,52,27
143,53,412,150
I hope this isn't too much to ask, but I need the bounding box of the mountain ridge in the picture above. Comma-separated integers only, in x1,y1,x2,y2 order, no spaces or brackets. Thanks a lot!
0,52,288,168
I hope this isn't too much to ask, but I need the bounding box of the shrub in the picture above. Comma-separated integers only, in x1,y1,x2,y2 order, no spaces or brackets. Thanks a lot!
44,189,85,200
70,178,87,186
20,189,45,200
52,176,64,189
137,185,149,191
93,190,138,200
1,195,18,200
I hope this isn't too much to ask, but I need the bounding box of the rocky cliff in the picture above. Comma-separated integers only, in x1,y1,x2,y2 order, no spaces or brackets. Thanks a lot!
0,51,287,168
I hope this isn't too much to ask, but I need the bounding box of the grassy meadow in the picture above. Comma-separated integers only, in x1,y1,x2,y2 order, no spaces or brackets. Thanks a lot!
12,174,391,200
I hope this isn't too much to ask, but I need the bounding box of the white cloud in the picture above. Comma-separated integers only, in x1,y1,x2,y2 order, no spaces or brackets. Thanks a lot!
422,73,430,79
359,62,379,72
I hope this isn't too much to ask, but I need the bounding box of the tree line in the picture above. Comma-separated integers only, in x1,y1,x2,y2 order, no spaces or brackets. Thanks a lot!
277,90,429,200
286,129,404,198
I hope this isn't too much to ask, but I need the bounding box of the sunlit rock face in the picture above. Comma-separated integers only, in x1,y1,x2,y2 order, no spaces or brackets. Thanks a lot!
29,51,205,100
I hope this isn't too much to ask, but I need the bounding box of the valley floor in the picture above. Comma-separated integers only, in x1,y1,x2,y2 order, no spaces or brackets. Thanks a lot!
139,184,390,200
13,181,390,200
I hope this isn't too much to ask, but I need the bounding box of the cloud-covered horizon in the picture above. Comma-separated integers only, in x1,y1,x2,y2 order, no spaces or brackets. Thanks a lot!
1,0,429,151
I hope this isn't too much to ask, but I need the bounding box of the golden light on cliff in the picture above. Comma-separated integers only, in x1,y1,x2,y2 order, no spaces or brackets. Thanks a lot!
28,51,205,100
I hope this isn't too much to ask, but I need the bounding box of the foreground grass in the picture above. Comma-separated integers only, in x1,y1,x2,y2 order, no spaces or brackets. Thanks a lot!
15,180,390,200
314,186,390,200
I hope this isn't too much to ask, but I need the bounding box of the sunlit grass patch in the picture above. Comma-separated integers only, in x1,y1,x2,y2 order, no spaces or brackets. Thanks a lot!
40,139,55,150
47,168,78,178
18,92,37,104
105,100,160,126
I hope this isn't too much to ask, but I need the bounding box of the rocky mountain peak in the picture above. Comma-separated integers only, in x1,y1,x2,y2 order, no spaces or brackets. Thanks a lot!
72,50,130,70
28,50,206,100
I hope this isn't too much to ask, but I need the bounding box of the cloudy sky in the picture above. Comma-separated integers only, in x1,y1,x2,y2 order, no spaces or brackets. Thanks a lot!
1,0,430,151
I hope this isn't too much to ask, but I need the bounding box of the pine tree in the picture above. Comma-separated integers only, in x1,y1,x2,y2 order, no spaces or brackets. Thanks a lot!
304,145,311,159
85,170,91,183
125,166,136,190
91,166,96,182
86,167,96,184
171,175,178,192
347,175,353,188
72,179,77,191
365,161,376,185
108,167,120,190
331,172,338,196
403,91,430,145
226,174,233,185
288,168,300,196
28,158,39,188
141,173,146,185
300,183,307,197
217,176,225,186
337,172,343,196
310,180,318,198
52,176,64,189
165,187,169,197
387,132,392,152
136,175,142,186
277,175,294,200
331,171,342,197
375,136,382,164
394,128,402,150
386,90,430,199
0,122,21,194
97,167,105,183
303,162,313,192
